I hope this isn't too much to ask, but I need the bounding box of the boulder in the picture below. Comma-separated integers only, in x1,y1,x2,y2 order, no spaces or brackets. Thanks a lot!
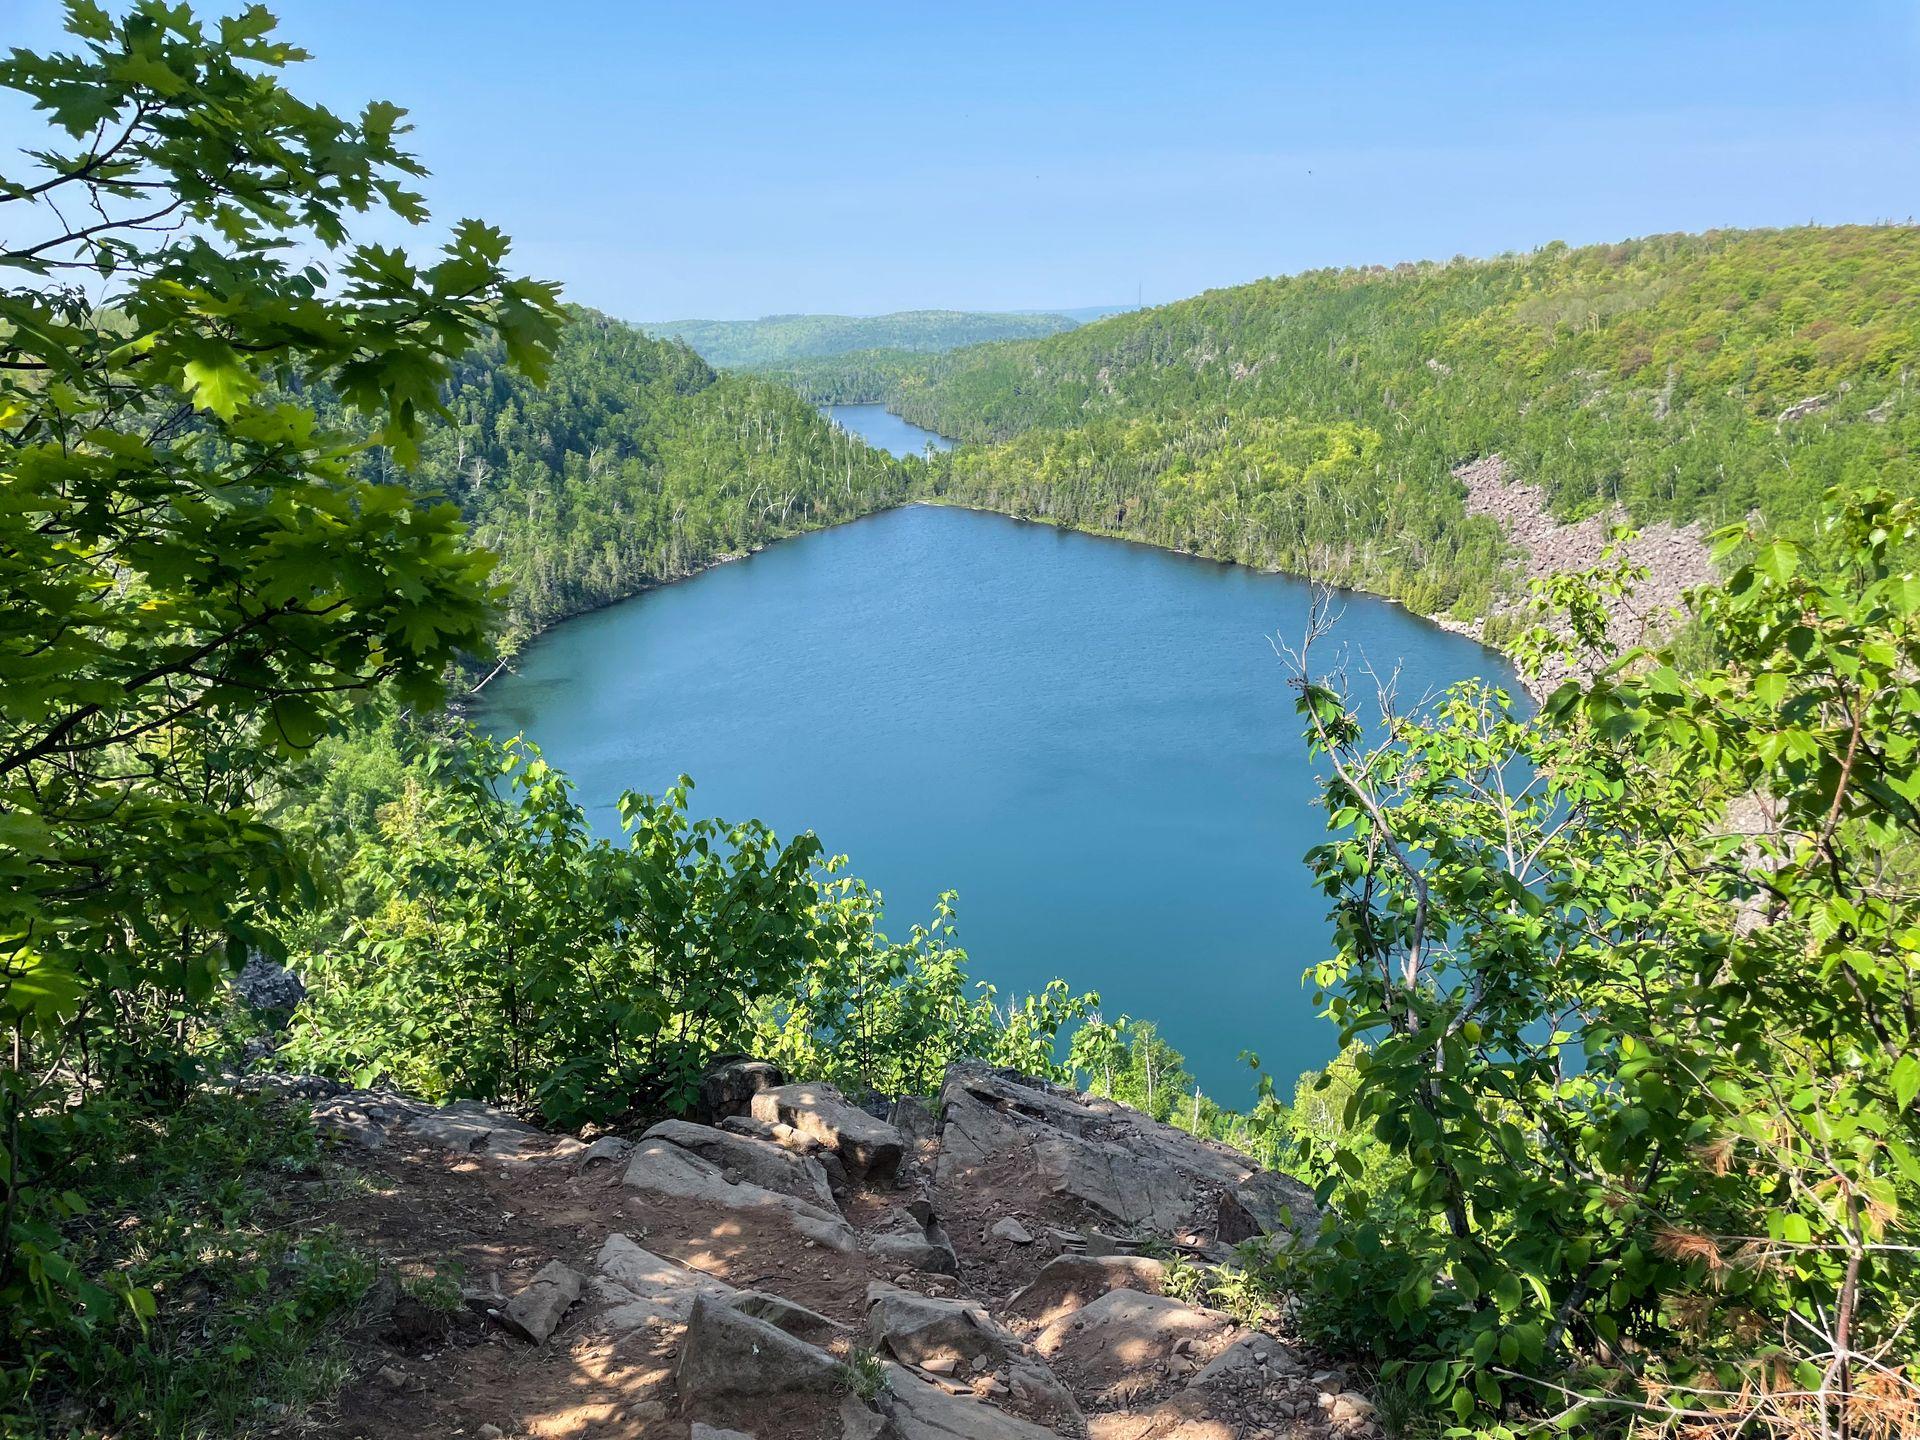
719,1113,853,1195
404,1098,545,1161
1033,1289,1233,1398
1004,1254,1167,1324
1005,1357,1081,1429
622,1137,855,1251
502,1260,583,1344
574,1135,635,1173
645,1118,839,1211
675,1293,844,1409
1216,1170,1318,1245
697,1055,787,1122
691,1427,756,1440
751,1083,904,1184
935,1063,1317,1249
865,1199,958,1276
866,1283,1016,1371
592,1233,733,1331
723,1289,849,1345
872,1365,1061,1440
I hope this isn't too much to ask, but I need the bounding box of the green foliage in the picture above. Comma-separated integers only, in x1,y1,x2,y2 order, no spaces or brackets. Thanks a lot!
285,727,823,1122
760,883,1097,1098
0,0,556,1384
1283,486,1920,1433
387,309,917,652
788,227,1919,622
643,309,1080,370
0,1089,373,1437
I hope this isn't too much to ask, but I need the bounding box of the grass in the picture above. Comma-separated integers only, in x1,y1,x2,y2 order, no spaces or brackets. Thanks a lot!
2,1089,376,1439
840,1347,888,1402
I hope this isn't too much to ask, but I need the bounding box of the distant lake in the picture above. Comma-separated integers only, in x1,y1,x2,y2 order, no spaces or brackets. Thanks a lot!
824,403,955,459
474,505,1519,1099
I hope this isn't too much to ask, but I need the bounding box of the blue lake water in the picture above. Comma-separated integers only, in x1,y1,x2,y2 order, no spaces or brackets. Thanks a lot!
473,505,1519,1099
824,402,955,459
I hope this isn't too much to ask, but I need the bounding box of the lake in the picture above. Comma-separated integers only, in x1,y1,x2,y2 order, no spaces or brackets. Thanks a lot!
473,505,1518,1099
824,402,955,459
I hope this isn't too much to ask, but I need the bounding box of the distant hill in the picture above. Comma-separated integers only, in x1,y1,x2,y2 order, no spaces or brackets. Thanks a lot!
772,226,1920,626
639,309,1080,369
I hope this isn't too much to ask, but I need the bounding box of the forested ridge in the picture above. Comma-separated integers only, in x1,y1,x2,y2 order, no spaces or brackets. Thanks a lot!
640,307,1080,369
776,228,1920,621
353,308,914,652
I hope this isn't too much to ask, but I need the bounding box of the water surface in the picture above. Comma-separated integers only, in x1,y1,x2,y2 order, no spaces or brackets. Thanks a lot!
475,505,1517,1098
824,403,955,459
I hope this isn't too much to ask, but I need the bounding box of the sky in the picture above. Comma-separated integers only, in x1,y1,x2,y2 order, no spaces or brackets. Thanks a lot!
5,2,1919,320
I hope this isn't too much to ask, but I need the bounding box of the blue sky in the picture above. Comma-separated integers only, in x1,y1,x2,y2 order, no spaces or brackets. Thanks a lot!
6,2,1919,319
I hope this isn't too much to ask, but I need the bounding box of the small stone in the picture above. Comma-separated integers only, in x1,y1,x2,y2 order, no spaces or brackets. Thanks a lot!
375,1365,406,1387
989,1217,1034,1245
628,1400,667,1422
476,1426,505,1440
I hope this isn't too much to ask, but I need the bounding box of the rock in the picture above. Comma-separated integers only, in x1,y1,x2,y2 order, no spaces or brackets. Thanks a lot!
867,1202,958,1276
622,1137,856,1251
1033,1289,1233,1400
475,1426,505,1440
1083,1230,1120,1257
690,1427,755,1440
574,1135,634,1172
593,1233,733,1331
232,954,305,1016
866,1283,1017,1371
404,1098,544,1161
752,1083,905,1185
312,1100,386,1151
1778,394,1830,426
697,1055,787,1122
1189,1331,1300,1388
502,1260,583,1344
645,1118,839,1210
934,1063,1316,1248
1329,1391,1375,1424
1004,1254,1167,1324
375,1364,407,1388
723,1288,849,1345
889,1095,939,1148
873,1365,1061,1439
720,1113,854,1195
675,1293,844,1408
1005,1357,1081,1429
988,1217,1033,1245
1216,1170,1319,1244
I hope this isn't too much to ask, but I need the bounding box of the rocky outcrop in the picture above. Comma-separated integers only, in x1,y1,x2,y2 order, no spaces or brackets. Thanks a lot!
621,1135,857,1252
935,1063,1317,1253
751,1082,906,1185
643,1117,838,1210
302,1058,1352,1440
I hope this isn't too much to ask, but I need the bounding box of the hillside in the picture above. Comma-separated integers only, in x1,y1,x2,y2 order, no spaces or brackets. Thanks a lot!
641,308,1081,369
781,227,1920,625
387,310,916,651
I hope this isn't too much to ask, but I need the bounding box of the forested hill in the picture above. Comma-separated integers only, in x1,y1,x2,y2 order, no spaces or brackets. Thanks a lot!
778,227,1920,623
640,308,1080,368
382,310,915,649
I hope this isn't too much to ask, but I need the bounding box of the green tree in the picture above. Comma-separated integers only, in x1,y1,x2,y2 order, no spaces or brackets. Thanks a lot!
1283,490,1920,1434
0,0,559,1359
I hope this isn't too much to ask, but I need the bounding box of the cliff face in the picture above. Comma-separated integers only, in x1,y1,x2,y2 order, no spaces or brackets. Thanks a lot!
284,1060,1372,1440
